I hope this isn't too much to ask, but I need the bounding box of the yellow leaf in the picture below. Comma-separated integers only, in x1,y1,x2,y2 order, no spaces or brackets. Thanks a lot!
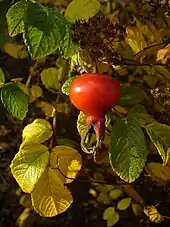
107,212,119,227
117,197,132,210
50,146,82,183
17,82,29,95
109,189,123,200
145,162,170,185
125,26,147,54
56,102,70,115
29,85,43,103
36,101,55,117
157,43,170,63
103,207,115,220
144,206,164,223
40,67,61,91
89,188,97,197
31,167,73,217
22,119,53,147
10,144,49,193
3,42,29,59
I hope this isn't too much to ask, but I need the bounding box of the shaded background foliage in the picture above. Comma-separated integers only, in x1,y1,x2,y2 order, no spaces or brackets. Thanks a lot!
1,0,170,226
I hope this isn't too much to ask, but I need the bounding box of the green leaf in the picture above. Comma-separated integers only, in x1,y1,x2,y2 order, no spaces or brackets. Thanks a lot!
23,3,67,58
10,144,49,193
6,0,29,36
128,105,157,126
103,207,115,220
109,189,123,200
107,212,119,227
0,1,8,45
1,83,28,120
109,117,148,183
145,123,170,165
117,197,132,210
65,0,101,23
59,25,79,59
61,76,76,95
0,67,5,87
118,85,146,106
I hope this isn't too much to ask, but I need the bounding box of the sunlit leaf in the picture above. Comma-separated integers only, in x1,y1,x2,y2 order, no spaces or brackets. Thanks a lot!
22,119,53,146
103,207,115,220
145,123,170,165
61,77,76,95
144,206,164,223
29,85,43,103
117,197,132,210
0,67,5,87
17,82,29,95
157,43,170,64
23,2,68,58
50,145,82,183
125,25,147,54
1,83,28,120
145,162,170,185
107,212,119,227
3,42,29,59
36,101,55,117
31,167,73,217
6,0,28,36
109,189,123,200
41,67,61,91
109,117,148,183
118,85,146,106
65,0,100,23
11,144,49,193
59,25,79,59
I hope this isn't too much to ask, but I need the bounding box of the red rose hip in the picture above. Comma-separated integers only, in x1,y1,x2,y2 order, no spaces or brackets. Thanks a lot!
69,73,120,155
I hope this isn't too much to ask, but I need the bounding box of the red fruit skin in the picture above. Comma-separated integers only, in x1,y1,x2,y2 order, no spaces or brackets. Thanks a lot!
69,74,120,118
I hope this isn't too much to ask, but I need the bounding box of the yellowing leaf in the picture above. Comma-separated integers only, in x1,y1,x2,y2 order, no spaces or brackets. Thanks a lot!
144,206,164,223
97,192,110,205
17,82,29,95
103,207,115,220
3,42,29,59
10,144,49,193
31,167,73,217
157,43,170,63
145,162,170,185
29,85,43,103
36,101,55,117
40,67,61,91
145,123,170,165
50,146,82,183
22,119,53,147
0,67,5,88
132,203,143,217
65,0,100,23
107,212,119,227
125,26,147,54
109,189,123,200
117,197,132,210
